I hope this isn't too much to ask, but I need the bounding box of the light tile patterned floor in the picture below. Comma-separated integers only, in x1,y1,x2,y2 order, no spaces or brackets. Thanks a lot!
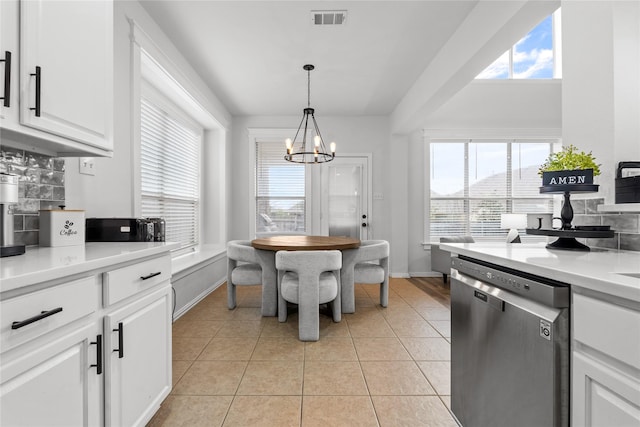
147,278,457,427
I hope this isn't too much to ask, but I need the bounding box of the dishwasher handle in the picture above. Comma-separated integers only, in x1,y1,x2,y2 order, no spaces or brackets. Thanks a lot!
474,290,505,312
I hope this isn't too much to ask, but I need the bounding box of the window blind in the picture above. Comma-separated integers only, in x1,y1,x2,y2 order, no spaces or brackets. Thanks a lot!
428,139,557,242
255,141,306,234
140,98,201,247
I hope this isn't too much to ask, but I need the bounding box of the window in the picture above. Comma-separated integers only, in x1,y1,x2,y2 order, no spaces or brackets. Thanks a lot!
140,94,202,248
429,140,558,241
255,141,306,235
476,9,561,79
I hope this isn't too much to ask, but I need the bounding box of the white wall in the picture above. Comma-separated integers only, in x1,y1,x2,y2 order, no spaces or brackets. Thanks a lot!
562,0,640,203
229,115,391,243
65,1,230,246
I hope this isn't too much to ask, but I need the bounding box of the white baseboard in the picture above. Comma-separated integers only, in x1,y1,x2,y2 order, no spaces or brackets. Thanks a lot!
410,272,441,278
390,272,411,278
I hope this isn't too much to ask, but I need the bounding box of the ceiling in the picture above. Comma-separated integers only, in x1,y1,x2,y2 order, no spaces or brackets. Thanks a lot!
138,0,558,129
139,0,479,116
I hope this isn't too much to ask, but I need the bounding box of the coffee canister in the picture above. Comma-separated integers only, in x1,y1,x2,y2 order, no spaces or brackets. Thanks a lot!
39,208,85,247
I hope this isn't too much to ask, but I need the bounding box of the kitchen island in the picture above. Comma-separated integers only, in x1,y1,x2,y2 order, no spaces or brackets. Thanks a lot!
1,241,179,427
440,242,640,427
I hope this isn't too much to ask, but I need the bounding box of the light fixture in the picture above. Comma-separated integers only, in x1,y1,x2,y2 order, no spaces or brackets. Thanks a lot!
501,213,527,243
285,64,335,164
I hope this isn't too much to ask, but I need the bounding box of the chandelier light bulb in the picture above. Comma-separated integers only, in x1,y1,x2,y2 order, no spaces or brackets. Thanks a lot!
330,142,336,154
314,135,321,147
285,138,292,153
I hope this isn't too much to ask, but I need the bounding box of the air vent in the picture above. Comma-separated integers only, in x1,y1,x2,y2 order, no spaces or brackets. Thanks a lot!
311,10,347,26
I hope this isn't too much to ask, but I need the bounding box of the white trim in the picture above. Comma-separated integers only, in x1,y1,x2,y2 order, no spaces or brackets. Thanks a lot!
423,128,562,139
128,18,226,130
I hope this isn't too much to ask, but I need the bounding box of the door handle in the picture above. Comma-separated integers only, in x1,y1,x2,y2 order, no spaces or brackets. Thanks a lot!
90,334,103,375
11,307,63,329
474,290,505,311
113,322,124,358
30,66,41,117
1,51,11,107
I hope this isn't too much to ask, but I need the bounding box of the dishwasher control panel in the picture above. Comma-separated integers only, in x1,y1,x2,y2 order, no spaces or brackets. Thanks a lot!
451,256,570,308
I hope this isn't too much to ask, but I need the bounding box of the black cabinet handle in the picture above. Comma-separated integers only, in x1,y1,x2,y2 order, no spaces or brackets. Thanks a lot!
362,223,367,227
1,51,11,107
140,272,161,281
11,307,63,329
90,334,103,375
113,322,123,358
29,66,41,117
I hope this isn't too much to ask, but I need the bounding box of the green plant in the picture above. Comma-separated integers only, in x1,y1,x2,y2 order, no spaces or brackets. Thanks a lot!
538,144,601,177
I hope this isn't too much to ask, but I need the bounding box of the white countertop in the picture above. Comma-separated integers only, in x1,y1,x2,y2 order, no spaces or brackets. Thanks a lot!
440,242,640,302
0,242,180,293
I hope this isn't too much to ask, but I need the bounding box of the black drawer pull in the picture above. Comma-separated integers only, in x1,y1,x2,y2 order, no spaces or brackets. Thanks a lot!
113,322,124,358
11,307,63,329
29,66,41,117
1,51,11,107
140,271,161,281
90,334,103,375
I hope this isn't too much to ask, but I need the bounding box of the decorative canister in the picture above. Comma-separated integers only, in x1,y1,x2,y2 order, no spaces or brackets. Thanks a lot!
39,207,85,247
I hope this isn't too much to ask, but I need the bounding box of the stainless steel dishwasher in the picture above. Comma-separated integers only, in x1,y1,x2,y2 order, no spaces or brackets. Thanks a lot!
450,255,570,427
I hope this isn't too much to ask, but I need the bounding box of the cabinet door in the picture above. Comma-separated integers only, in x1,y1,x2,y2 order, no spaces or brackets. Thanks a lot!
0,0,18,124
0,321,103,427
573,352,640,427
19,0,113,150
105,286,172,427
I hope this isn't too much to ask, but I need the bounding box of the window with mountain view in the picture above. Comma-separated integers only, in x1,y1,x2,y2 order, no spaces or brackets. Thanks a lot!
429,140,558,241
476,8,561,79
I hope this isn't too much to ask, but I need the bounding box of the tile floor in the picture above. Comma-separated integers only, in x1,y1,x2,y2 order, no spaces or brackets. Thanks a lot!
148,278,457,427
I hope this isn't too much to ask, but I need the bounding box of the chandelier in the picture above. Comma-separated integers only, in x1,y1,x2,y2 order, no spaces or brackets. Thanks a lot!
285,64,336,164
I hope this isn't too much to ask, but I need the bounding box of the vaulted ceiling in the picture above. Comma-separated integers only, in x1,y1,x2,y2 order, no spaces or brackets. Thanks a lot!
139,0,559,132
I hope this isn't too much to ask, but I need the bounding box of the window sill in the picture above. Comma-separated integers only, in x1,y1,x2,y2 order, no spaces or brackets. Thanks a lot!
171,244,226,279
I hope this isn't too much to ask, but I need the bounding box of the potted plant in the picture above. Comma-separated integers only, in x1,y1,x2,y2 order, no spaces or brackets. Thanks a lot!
538,144,601,186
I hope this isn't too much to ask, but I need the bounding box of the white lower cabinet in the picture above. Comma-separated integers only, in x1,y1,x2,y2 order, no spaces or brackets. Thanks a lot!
572,290,640,427
573,352,640,427
0,252,173,427
105,287,172,427
0,321,103,427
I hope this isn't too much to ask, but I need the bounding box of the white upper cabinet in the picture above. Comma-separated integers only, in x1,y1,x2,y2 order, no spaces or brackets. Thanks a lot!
0,0,113,156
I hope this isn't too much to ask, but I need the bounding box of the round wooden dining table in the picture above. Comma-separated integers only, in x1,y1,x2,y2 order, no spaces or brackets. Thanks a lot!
251,235,361,251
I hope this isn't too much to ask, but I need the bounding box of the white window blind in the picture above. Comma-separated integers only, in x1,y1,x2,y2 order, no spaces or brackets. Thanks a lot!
429,139,558,242
141,97,201,247
255,141,306,235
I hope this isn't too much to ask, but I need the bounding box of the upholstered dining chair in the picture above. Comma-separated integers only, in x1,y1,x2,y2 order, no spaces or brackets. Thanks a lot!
225,240,264,311
340,240,389,313
276,250,342,341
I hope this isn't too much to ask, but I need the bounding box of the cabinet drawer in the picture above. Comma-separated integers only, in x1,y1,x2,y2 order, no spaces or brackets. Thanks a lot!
573,293,640,370
104,255,171,306
1,276,99,352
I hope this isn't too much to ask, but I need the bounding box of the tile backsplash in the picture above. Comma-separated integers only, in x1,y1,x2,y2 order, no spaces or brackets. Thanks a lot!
0,148,65,246
572,198,640,251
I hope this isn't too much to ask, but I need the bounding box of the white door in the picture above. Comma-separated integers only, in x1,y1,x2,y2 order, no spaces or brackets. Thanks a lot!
318,156,370,240
105,287,172,427
19,0,113,150
0,321,103,427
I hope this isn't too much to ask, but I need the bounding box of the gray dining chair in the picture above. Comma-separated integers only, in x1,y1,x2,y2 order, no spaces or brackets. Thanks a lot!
276,250,342,341
227,240,261,310
340,240,389,313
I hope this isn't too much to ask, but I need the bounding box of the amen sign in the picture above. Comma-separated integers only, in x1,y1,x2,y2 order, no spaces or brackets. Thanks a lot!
542,169,594,186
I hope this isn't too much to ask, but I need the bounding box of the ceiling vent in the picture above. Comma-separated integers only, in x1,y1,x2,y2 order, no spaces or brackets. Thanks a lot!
311,10,347,26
